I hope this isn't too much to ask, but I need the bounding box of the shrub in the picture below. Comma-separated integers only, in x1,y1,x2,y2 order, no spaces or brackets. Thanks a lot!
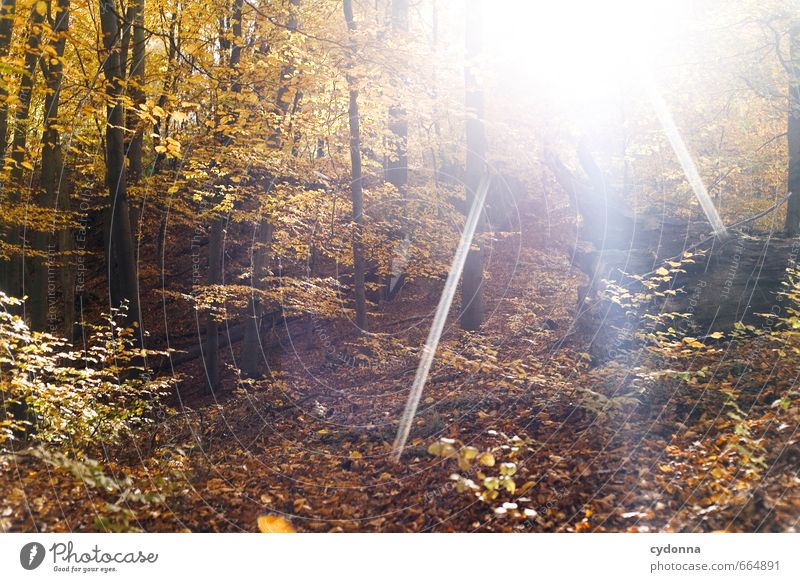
0,294,176,451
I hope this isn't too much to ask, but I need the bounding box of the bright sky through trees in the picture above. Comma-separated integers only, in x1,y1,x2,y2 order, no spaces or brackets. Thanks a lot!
487,1,693,98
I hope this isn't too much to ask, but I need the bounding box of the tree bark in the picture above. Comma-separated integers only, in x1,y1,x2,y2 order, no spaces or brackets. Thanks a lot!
3,5,44,302
787,22,800,236
386,0,408,197
205,0,243,391
126,0,145,240
343,0,368,332
383,0,409,300
152,9,177,176
0,0,16,161
240,221,273,377
205,216,223,390
30,0,69,331
99,0,141,335
126,0,145,184
241,0,300,378
459,0,485,331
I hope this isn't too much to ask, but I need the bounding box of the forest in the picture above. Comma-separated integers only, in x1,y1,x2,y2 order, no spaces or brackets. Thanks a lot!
0,0,798,533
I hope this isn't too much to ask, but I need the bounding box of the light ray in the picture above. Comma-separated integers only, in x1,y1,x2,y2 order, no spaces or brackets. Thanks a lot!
391,174,491,461
643,71,728,238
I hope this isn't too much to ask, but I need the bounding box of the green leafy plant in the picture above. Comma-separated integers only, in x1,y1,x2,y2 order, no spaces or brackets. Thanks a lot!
428,435,539,519
0,294,177,450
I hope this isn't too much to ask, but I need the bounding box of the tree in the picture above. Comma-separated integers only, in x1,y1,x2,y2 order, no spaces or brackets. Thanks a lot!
127,0,145,185
205,0,244,391
0,0,16,161
459,0,486,331
240,0,301,379
29,0,70,332
343,0,368,332
787,21,800,236
3,3,44,302
387,0,409,193
126,0,146,243
99,0,141,334
383,0,409,300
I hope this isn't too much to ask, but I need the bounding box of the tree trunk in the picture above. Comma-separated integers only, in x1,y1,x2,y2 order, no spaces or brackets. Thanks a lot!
152,10,177,176
126,0,145,238
127,0,145,183
0,0,16,161
386,0,408,196
343,0,368,332
459,0,486,331
100,0,141,335
3,5,44,302
205,0,243,391
787,22,800,236
241,0,300,378
383,0,409,300
30,0,69,331
205,216,223,390
240,221,273,377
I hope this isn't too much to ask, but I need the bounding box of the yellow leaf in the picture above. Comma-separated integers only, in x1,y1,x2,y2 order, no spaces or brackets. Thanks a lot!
35,1,47,16
349,450,363,460
257,515,295,533
655,267,670,276
427,440,456,458
21,160,34,171
477,452,495,467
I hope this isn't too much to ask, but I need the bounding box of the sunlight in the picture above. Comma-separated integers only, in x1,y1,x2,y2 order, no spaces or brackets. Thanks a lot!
488,1,728,235
487,0,692,101
643,71,728,237
392,175,492,460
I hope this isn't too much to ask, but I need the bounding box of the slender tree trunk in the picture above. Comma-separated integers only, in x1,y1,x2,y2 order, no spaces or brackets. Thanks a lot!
3,5,44,302
205,216,223,390
343,0,368,332
59,192,74,339
787,22,800,236
0,0,16,301
383,0,409,300
152,10,177,176
126,0,145,238
240,221,273,377
0,0,16,161
127,0,145,183
152,11,177,266
386,0,408,196
206,0,243,391
99,0,141,334
30,0,69,331
459,0,486,331
241,0,300,378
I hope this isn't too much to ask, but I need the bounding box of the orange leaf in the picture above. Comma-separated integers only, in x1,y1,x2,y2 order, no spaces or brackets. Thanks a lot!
257,515,295,533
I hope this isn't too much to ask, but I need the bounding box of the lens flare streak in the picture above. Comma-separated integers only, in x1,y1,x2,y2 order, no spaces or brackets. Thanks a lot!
391,174,491,461
643,71,728,237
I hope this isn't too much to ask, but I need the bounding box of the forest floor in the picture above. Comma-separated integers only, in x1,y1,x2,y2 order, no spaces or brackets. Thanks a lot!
2,198,799,533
